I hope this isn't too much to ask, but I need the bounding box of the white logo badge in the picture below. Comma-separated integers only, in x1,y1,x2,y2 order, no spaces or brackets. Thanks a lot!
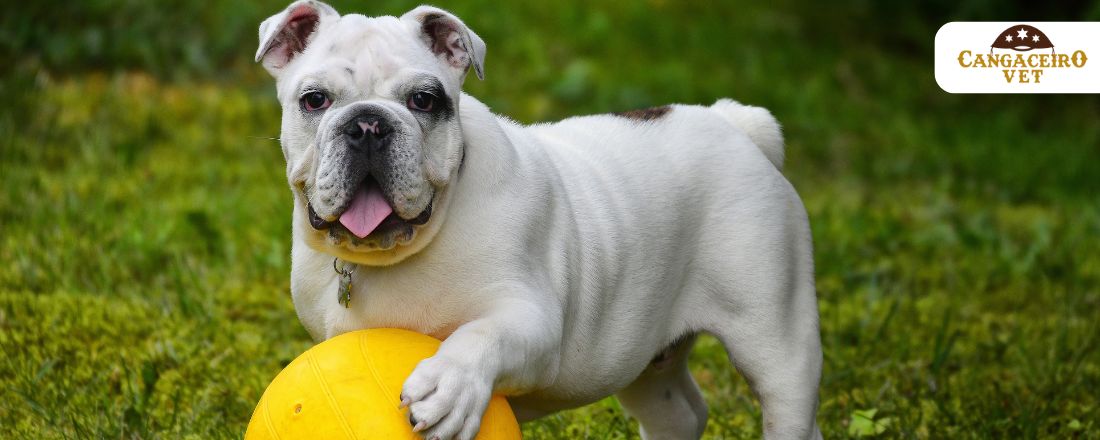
935,22,1097,93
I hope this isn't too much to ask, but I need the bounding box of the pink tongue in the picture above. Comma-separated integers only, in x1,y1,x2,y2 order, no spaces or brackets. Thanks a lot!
339,181,393,238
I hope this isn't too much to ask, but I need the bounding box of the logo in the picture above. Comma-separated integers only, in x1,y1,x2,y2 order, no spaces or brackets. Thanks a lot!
957,24,1086,84
935,22,1099,93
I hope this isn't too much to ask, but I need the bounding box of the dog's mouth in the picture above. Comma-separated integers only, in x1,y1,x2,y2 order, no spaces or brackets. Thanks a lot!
307,177,432,239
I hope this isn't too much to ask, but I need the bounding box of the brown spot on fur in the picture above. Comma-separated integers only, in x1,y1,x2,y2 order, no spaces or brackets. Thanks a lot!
614,105,671,121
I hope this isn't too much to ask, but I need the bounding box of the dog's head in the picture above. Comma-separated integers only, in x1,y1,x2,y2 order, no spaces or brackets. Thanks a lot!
256,1,484,265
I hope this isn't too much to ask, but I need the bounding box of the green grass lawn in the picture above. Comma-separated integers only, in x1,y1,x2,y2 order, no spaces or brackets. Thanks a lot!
2,0,1099,438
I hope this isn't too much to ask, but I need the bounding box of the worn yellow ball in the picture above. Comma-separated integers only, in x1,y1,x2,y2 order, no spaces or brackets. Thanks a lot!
246,328,521,439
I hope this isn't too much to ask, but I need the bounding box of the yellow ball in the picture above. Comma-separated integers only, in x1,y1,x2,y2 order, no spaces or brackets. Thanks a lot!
246,328,521,440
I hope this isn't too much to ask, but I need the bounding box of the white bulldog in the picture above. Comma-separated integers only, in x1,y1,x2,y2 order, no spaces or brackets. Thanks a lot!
256,2,822,439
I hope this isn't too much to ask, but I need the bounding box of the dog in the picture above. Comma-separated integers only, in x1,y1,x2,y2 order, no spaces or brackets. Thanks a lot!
255,2,822,439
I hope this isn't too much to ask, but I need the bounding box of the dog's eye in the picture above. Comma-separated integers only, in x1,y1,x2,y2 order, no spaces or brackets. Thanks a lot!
407,92,436,112
300,91,331,112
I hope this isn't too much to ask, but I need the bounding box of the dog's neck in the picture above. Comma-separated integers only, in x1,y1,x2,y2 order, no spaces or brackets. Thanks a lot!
455,93,523,190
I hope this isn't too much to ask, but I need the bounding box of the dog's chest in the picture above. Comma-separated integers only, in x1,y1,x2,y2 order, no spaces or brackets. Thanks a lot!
293,261,475,341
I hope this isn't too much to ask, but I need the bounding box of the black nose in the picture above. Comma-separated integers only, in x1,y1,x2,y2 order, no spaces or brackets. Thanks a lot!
342,114,393,150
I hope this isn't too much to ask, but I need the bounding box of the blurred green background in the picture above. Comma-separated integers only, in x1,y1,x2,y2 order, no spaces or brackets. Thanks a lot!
2,0,1099,438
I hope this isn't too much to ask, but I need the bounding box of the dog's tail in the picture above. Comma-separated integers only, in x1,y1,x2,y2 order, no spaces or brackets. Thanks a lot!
710,99,785,170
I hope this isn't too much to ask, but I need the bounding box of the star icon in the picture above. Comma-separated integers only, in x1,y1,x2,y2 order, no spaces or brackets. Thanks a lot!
1005,35,1013,42
1032,35,1040,42
1017,28,1029,39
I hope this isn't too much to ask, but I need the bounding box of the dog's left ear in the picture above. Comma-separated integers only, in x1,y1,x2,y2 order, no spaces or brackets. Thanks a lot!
402,6,486,81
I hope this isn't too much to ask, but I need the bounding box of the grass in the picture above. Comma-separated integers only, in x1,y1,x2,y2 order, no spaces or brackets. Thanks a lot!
2,0,1099,438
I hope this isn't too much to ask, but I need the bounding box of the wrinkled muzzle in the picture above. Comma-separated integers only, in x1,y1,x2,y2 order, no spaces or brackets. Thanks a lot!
308,101,434,239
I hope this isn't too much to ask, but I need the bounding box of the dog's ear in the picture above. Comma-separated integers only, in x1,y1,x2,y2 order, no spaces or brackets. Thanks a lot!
255,0,339,76
401,6,486,81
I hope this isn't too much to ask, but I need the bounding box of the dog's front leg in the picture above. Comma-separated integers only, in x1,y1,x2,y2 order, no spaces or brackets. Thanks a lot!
401,296,560,440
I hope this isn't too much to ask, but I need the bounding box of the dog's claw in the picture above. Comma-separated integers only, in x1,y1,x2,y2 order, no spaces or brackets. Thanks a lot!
413,421,428,432
399,396,411,409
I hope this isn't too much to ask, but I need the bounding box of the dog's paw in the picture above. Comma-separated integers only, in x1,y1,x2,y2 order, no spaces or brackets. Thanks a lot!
401,355,492,440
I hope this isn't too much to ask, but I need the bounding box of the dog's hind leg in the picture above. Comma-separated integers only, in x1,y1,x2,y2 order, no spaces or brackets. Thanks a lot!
698,190,823,439
616,335,708,440
712,315,822,440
